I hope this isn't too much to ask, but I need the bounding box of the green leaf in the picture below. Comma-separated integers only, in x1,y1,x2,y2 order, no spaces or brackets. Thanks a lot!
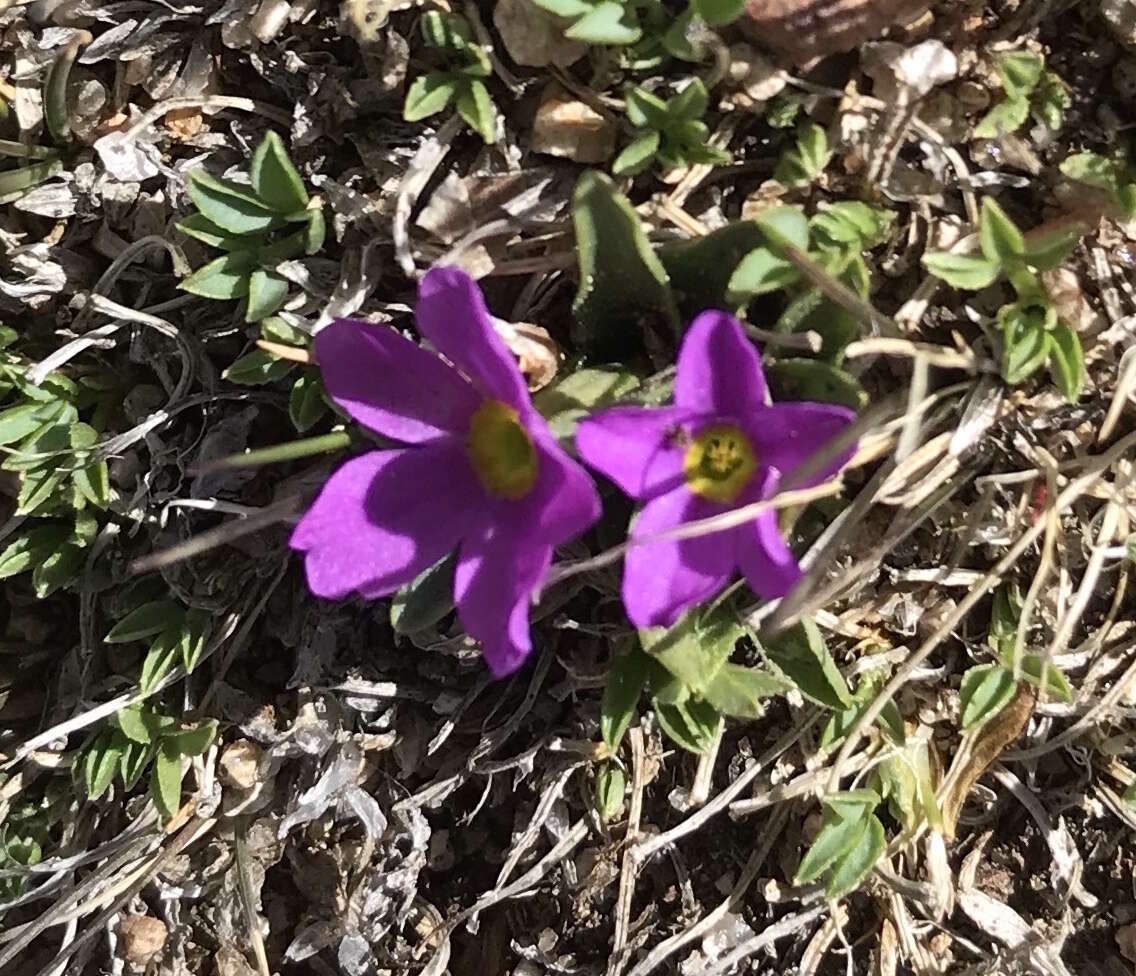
653,697,720,754
827,813,885,898
533,368,640,441
601,642,649,753
0,157,63,204
987,582,1021,656
774,123,830,188
261,316,309,346
996,51,1044,99
176,212,253,251
659,222,766,317
403,73,458,122
1059,152,1123,192
390,552,457,634
30,544,83,596
530,0,592,16
594,762,626,822
289,372,328,433
624,86,670,130
701,663,790,719
181,609,211,674
571,171,679,358
765,358,867,411
456,79,497,144
727,247,799,298
223,349,294,386
669,78,709,121
822,788,882,819
755,205,811,252
165,720,218,758
115,704,156,745
186,170,285,235
82,728,124,801
119,739,154,791
565,1,641,44
811,202,893,248
140,626,183,695
180,252,255,300
0,524,72,580
780,293,859,363
820,671,904,748
1031,71,1069,131
0,402,57,445
692,0,745,26
978,198,1024,264
973,96,1030,139
1012,654,1073,703
960,663,1016,730
639,608,745,694
922,252,1000,290
250,131,308,213
303,207,326,255
612,131,661,178
794,807,868,884
763,618,851,710
105,600,185,644
150,742,183,821
1023,226,1081,271
245,269,289,323
1000,303,1051,384
1047,323,1084,401
10,469,62,514
71,422,109,509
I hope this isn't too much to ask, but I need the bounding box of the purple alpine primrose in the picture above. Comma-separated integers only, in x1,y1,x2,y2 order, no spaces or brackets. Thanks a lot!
575,310,857,629
291,267,601,676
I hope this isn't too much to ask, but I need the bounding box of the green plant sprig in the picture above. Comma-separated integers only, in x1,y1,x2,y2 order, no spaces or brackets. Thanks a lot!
922,197,1085,399
403,11,498,143
177,131,325,324
613,79,729,177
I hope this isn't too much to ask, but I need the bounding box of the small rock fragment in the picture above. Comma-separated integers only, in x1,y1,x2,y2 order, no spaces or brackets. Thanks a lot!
117,915,167,969
531,84,616,164
1102,0,1136,48
724,43,787,111
740,0,937,65
494,0,586,67
219,739,263,791
1120,922,1136,963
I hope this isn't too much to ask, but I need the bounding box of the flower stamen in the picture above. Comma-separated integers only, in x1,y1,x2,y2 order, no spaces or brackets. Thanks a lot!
467,399,538,499
683,424,757,503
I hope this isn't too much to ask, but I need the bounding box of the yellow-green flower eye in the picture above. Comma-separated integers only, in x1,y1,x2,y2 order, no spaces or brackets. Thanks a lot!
467,399,538,500
682,424,757,504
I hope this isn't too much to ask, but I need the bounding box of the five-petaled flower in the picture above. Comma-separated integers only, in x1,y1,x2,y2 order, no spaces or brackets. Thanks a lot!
290,267,601,676
575,310,857,629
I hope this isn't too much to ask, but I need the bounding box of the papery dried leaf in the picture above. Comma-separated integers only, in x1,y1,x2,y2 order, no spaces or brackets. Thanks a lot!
740,0,936,64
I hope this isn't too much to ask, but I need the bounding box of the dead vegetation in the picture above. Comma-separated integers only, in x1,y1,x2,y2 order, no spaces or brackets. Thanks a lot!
2,0,1136,974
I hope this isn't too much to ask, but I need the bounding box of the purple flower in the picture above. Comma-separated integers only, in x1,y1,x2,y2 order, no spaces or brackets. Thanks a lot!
575,310,856,629
291,268,601,676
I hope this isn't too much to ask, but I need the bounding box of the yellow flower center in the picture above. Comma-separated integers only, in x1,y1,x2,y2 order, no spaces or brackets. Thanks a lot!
683,424,757,504
467,399,538,500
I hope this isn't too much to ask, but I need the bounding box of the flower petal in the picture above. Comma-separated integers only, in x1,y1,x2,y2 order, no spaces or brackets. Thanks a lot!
291,443,476,599
622,489,735,629
515,431,602,546
745,402,857,488
455,529,552,676
416,267,530,411
675,310,768,415
316,318,479,443
735,510,803,601
575,405,694,500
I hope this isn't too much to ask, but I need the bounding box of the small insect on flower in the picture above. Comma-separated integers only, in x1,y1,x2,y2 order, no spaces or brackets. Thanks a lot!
290,268,601,676
575,311,857,628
